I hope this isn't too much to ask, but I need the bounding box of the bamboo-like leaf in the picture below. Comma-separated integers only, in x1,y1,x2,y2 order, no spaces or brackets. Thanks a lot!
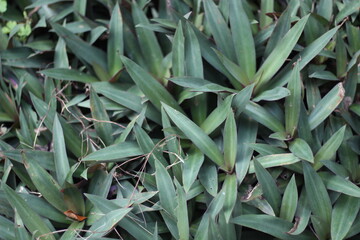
132,2,163,77
253,87,290,102
90,89,113,146
308,83,345,130
232,84,254,116
244,101,285,133
266,26,339,91
280,175,298,222
223,111,237,171
23,153,67,212
175,180,189,240
285,63,301,136
0,215,15,240
229,0,256,79
254,159,281,215
249,153,300,173
182,149,204,192
204,0,236,61
82,141,143,161
289,138,314,163
313,125,346,170
172,21,185,77
222,174,237,223
198,162,218,197
39,68,98,83
303,161,332,232
51,22,107,70
3,185,55,240
260,0,274,28
289,187,311,235
163,103,224,167
108,3,123,77
213,48,248,88
53,115,71,186
319,172,360,198
84,208,132,238
122,57,182,113
59,221,84,240
235,115,258,183
231,214,314,240
331,195,360,240
254,15,309,91
91,82,161,124
155,159,176,217
335,1,360,23
134,124,168,168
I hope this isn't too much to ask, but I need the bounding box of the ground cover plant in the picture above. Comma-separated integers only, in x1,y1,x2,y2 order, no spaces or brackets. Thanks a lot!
0,0,359,239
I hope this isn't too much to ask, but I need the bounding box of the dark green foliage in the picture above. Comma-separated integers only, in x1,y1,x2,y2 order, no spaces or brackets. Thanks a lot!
0,0,359,239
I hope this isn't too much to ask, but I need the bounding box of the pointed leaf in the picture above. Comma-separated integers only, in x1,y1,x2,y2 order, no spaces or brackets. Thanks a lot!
53,115,71,186
122,57,182,112
3,185,55,240
163,104,224,167
254,159,281,215
308,83,345,130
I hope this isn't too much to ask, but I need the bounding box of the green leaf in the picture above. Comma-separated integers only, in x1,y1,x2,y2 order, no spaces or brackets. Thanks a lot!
319,172,360,198
222,174,237,223
132,2,164,77
235,115,258,183
289,138,314,163
163,103,224,167
198,162,218,197
249,153,300,173
231,214,314,240
172,21,185,77
59,221,84,240
39,68,98,83
108,3,123,77
0,215,15,240
134,124,168,168
289,187,311,235
182,149,204,192
90,89,113,146
204,0,236,61
303,161,332,231
229,0,256,79
51,22,107,70
212,48,248,88
85,208,132,238
91,82,161,124
280,175,298,221
200,95,233,134
82,141,143,162
155,159,176,216
254,15,309,92
23,153,67,212
53,115,71,186
335,1,360,23
313,125,346,170
223,111,237,171
308,83,345,130
254,159,281,215
331,194,360,240
253,87,290,102
2,185,55,240
175,180,189,240
244,101,285,133
285,63,301,136
54,37,69,68
122,57,182,113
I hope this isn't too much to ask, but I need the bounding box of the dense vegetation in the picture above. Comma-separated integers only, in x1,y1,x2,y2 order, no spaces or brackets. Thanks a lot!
0,0,359,239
